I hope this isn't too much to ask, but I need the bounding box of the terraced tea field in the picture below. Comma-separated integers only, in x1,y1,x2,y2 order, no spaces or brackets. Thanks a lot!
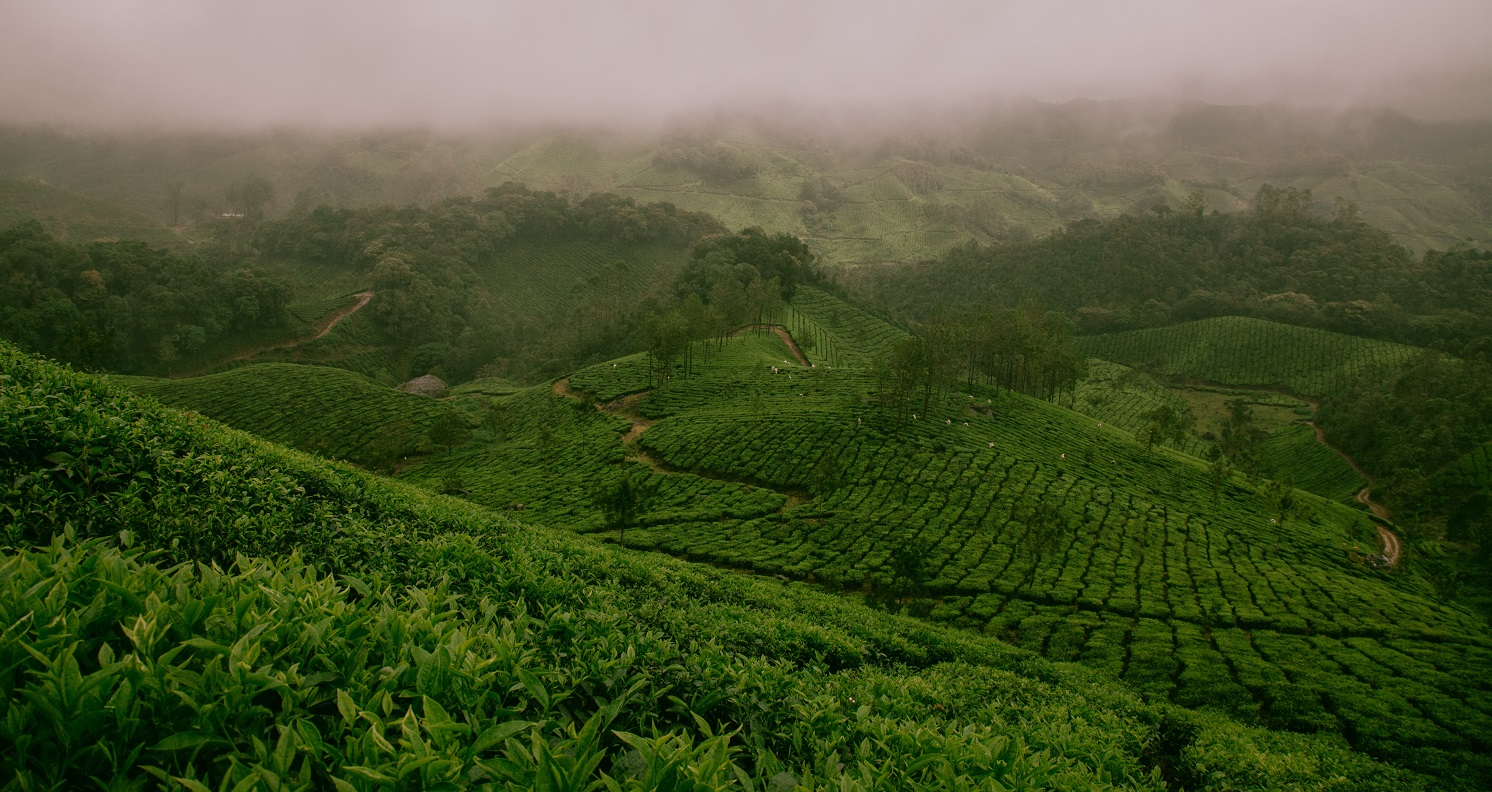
114,363,458,467
781,285,907,368
402,333,802,530
1076,316,1422,397
11,339,1443,792
1257,424,1369,504
510,301,1491,781
100,287,1492,782
1073,359,1208,456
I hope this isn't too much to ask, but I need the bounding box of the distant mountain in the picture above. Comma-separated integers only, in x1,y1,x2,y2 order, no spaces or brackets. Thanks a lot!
0,178,186,247
1,100,1487,263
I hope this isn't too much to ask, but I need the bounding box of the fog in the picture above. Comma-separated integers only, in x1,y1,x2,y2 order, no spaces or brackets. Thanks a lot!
1,0,1489,130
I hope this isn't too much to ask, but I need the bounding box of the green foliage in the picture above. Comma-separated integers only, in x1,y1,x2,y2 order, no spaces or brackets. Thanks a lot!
1322,353,1492,513
1256,424,1365,504
1073,359,1208,456
113,363,461,469
436,292,1492,785
0,178,185,248
679,227,822,302
853,187,1489,351
1076,315,1420,398
250,189,722,382
8,340,1436,790
591,470,660,545
0,221,292,373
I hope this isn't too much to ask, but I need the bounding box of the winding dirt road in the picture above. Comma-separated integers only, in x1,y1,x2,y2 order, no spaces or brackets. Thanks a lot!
172,291,373,379
1180,377,1401,567
735,324,811,367
1307,420,1401,566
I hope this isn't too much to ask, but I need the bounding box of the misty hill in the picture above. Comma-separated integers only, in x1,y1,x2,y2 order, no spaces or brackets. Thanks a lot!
3,100,1490,265
0,178,185,248
850,189,1492,355
0,186,726,382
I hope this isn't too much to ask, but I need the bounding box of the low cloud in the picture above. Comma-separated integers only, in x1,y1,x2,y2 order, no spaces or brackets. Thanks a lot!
1,0,1488,129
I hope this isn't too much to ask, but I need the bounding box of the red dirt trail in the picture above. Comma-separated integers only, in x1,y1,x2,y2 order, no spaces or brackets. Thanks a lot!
171,291,373,379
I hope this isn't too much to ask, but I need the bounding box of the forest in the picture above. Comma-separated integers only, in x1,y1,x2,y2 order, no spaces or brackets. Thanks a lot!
0,220,292,372
853,186,1492,355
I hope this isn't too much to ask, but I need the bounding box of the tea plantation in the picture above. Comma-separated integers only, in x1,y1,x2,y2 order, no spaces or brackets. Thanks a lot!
113,363,462,469
420,296,1491,786
1076,316,1422,397
3,342,1431,790
18,284,1492,789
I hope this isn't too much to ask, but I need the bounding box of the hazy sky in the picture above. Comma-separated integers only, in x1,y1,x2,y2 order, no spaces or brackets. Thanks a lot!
2,0,1489,129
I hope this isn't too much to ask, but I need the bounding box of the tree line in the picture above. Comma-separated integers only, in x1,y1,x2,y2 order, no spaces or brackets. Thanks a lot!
874,301,1088,424
852,185,1492,357
246,182,729,382
0,221,291,373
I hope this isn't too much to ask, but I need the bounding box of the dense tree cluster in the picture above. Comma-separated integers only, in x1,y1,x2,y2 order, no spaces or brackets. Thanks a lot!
250,183,726,381
1321,354,1492,515
853,186,1492,354
643,228,822,384
651,139,762,183
0,221,290,372
257,182,722,267
677,227,822,302
875,302,1087,424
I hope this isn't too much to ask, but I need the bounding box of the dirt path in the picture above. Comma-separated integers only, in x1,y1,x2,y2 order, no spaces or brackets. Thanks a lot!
1179,378,1400,566
552,377,806,509
735,324,811,367
1305,419,1401,566
553,379,659,466
172,290,373,379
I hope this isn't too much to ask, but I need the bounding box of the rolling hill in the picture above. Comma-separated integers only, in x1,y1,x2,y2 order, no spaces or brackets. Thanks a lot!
115,287,1492,785
0,178,187,247
113,363,463,469
5,101,1490,268
1075,316,1423,398
4,341,1435,791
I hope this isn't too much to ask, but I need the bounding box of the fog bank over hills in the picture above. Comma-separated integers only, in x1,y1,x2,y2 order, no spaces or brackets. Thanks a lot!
1,0,1490,129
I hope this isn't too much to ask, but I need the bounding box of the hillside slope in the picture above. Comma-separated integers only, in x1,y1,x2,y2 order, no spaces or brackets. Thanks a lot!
113,363,462,469
0,178,186,248
5,104,1489,267
401,293,1490,785
0,342,1430,790
1076,316,1423,398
